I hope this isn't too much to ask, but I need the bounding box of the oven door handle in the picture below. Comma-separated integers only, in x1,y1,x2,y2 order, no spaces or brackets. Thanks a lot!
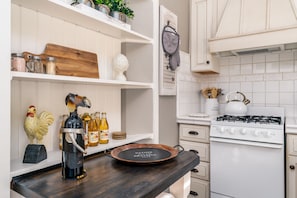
210,137,283,149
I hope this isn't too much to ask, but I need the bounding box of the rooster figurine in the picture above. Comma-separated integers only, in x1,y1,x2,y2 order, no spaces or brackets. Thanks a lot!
24,105,54,144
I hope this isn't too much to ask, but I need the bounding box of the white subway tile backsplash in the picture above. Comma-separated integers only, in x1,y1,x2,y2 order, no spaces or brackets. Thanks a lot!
266,92,279,105
229,65,241,75
240,55,253,64
241,64,253,74
280,80,294,92
280,92,294,105
253,81,265,92
266,53,279,62
253,93,265,104
230,75,244,82
253,54,266,63
219,65,229,75
241,82,253,92
283,72,297,80
280,61,294,72
253,63,265,74
217,76,229,83
229,56,241,65
266,62,280,73
264,73,282,81
219,57,229,66
229,82,241,92
266,81,279,92
280,51,293,61
177,51,297,118
245,74,264,81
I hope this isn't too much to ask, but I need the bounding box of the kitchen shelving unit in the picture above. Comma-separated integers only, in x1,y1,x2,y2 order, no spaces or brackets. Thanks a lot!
10,0,159,180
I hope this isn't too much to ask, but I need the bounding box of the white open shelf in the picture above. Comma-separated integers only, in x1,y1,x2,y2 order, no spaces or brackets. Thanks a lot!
12,0,153,44
11,71,153,89
10,133,153,177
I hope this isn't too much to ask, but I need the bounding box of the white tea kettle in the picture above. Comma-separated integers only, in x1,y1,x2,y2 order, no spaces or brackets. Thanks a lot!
225,91,250,116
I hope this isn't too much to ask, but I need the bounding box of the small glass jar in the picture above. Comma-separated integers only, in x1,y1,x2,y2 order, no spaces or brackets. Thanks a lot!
11,53,26,72
33,56,44,73
25,54,35,72
46,56,56,75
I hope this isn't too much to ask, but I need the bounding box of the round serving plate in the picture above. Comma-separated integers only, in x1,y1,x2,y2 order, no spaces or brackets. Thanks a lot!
110,144,181,164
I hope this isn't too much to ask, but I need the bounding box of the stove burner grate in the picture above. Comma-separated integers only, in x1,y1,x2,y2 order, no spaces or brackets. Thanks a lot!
216,115,282,125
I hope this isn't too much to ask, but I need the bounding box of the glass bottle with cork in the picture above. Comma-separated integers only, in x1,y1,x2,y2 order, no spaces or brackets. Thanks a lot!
88,114,99,146
99,112,109,144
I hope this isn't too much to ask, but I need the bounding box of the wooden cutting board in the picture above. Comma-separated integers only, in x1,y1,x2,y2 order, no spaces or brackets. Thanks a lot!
24,43,99,78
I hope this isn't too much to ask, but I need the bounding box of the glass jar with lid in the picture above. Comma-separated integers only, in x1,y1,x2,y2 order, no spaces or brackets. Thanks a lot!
46,56,56,75
33,56,44,73
11,53,26,72
25,54,34,72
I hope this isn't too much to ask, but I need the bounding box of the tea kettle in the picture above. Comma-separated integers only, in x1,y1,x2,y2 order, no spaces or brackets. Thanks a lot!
225,91,250,116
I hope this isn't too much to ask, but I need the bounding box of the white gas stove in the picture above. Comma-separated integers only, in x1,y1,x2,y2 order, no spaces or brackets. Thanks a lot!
211,106,285,144
210,106,285,198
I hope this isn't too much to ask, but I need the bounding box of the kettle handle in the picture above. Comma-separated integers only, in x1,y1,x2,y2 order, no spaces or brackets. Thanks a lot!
226,91,246,102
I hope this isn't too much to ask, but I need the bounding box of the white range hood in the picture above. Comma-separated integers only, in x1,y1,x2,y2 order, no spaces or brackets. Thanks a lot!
209,0,297,56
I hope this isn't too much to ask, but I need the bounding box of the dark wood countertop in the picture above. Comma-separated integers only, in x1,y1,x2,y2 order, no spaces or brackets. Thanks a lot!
11,150,199,198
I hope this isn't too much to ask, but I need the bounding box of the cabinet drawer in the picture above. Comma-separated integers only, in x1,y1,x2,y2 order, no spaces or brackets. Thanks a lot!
180,140,209,162
191,161,209,181
179,124,209,143
188,177,209,198
287,134,297,156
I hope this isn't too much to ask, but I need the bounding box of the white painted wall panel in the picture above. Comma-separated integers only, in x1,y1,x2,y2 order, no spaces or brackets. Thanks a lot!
11,5,122,160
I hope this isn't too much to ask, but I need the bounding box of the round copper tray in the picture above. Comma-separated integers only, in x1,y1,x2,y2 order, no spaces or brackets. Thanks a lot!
110,144,182,164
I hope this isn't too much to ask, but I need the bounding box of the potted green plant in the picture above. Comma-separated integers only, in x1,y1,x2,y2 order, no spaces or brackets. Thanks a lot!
106,0,134,22
93,0,111,15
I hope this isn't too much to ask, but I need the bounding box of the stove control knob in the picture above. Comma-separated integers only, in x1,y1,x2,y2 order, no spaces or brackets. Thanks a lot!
219,127,225,133
240,129,247,135
264,131,275,138
229,128,235,135
253,130,261,137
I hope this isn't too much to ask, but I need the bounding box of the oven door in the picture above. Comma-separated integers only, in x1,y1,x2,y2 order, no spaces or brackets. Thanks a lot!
210,137,284,198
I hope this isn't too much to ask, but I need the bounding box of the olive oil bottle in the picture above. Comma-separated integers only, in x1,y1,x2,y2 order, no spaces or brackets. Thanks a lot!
99,112,109,144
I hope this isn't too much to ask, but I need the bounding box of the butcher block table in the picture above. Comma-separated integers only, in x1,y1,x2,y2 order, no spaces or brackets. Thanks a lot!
11,150,199,198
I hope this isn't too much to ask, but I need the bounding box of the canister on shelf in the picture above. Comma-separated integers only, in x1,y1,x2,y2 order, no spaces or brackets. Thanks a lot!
11,53,26,72
33,55,44,73
25,54,35,73
46,56,56,75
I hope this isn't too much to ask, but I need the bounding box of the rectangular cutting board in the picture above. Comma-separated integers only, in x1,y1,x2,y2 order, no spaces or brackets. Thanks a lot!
24,43,99,78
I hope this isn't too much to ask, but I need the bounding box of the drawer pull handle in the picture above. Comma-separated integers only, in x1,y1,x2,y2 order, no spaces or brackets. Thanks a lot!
190,190,198,196
188,131,199,135
290,165,295,170
189,149,199,154
191,168,199,173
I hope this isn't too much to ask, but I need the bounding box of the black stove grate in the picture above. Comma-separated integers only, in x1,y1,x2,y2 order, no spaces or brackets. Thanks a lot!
216,115,282,125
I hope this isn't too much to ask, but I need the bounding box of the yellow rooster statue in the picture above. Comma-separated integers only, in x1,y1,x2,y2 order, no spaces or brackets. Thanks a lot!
24,105,54,144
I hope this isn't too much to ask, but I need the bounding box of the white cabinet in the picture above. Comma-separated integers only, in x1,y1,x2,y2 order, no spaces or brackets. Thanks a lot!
179,123,210,198
287,134,297,198
190,0,218,74
9,0,159,179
